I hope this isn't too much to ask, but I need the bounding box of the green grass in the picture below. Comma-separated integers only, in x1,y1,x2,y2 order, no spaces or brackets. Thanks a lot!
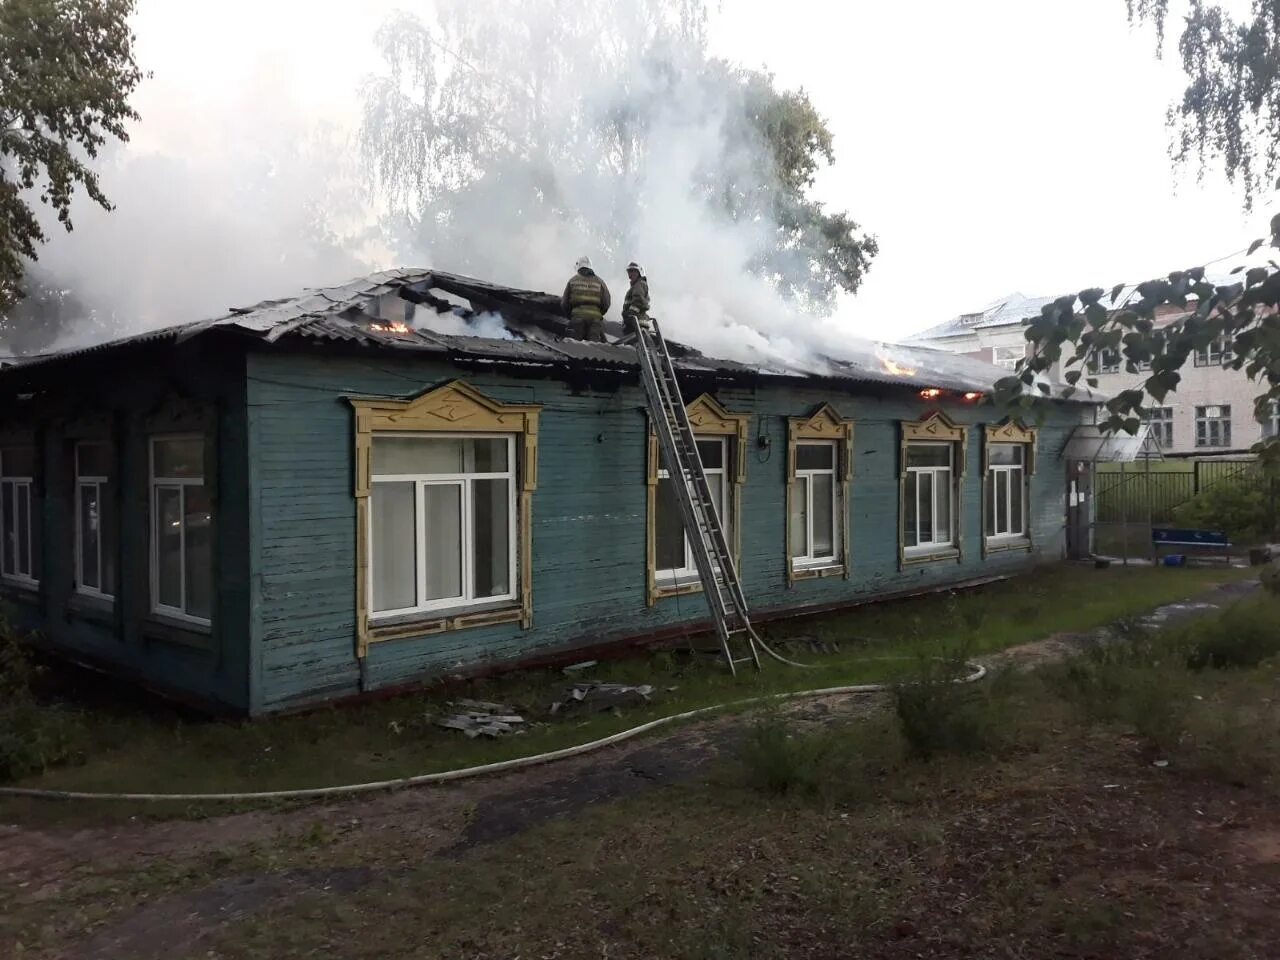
0,562,1253,816
5,581,1279,959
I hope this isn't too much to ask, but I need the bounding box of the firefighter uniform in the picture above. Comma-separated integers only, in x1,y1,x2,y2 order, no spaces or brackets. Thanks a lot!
561,267,611,342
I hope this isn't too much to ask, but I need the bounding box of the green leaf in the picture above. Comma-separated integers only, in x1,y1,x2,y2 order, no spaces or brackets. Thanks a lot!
1109,282,1125,304
1064,370,1081,385
1078,287,1105,306
1248,237,1265,255
1231,265,1245,274
1086,378,1098,389
1246,266,1269,288
1036,382,1050,395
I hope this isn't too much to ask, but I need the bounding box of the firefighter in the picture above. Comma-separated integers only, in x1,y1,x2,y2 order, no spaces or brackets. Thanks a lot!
560,256,611,342
622,261,650,333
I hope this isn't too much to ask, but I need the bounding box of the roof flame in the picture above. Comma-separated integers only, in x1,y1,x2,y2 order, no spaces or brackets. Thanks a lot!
877,350,918,378
369,321,411,335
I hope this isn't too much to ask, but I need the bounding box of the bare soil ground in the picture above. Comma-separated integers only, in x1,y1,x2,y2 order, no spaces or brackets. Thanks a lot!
1,579,1272,960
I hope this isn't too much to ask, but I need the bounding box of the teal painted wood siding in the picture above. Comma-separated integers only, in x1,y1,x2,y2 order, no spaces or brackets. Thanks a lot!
246,350,1087,714
0,343,253,712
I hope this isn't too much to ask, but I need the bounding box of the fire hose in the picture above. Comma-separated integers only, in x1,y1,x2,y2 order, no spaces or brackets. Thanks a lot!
0,662,985,804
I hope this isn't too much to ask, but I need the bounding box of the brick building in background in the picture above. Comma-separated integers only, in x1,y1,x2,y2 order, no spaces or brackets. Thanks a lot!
907,291,1279,456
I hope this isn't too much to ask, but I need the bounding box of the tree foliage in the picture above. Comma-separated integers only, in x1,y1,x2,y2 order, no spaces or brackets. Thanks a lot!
1129,0,1280,207
360,0,875,309
997,3,1280,449
0,0,143,310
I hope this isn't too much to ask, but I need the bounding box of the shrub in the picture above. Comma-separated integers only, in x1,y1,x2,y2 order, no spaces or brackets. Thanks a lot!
1047,620,1193,750
0,614,85,783
892,649,997,761
734,715,837,798
1171,480,1275,544
1185,597,1280,671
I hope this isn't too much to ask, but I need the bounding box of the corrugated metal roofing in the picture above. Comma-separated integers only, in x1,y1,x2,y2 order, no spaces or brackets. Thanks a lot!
0,268,1093,401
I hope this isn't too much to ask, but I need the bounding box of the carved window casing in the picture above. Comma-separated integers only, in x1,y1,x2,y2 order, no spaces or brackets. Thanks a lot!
982,420,1036,556
899,411,967,568
786,404,854,583
645,394,749,606
349,380,541,657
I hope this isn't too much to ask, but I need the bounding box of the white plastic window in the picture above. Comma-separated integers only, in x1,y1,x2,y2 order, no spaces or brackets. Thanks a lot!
903,442,954,554
655,436,728,584
790,441,840,569
985,443,1026,541
0,445,38,586
150,435,212,624
369,434,517,618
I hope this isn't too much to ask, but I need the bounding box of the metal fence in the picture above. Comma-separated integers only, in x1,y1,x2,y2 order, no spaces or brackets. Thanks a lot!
1092,457,1274,560
1095,459,1262,525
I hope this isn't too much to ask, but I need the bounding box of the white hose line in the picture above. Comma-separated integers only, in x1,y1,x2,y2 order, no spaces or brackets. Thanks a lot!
0,663,986,804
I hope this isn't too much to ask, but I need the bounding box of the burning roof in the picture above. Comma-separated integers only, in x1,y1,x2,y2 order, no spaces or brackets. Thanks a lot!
0,268,1094,401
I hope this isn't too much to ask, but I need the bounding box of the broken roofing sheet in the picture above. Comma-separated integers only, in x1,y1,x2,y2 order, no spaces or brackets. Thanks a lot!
1,269,1094,401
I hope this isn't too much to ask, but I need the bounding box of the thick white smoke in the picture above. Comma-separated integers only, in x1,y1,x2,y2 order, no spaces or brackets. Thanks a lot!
13,0,878,374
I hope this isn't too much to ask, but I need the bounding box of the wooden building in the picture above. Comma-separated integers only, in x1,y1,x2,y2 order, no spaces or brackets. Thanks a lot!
0,271,1093,714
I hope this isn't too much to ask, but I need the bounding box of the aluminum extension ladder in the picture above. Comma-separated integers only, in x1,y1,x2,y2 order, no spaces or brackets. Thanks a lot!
634,318,763,674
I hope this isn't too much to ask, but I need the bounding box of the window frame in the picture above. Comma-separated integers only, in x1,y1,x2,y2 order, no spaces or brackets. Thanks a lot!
654,435,729,585
790,440,841,570
1142,407,1174,450
1088,347,1121,374
349,380,542,657
1193,339,1233,367
899,412,967,568
149,433,211,626
981,421,1036,556
786,404,854,583
368,432,519,621
0,445,38,588
991,345,1024,370
903,442,956,555
985,444,1027,542
74,441,115,601
1194,405,1232,448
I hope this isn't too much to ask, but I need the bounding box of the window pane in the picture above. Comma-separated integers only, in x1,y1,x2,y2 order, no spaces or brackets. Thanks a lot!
372,481,417,612
918,471,934,543
934,470,951,543
655,476,687,571
423,483,463,601
472,478,510,599
17,485,30,577
907,443,950,468
1,483,12,575
985,473,996,537
1223,421,1232,446
184,485,213,620
1011,469,1025,535
80,484,100,590
696,439,724,470
374,437,462,476
903,474,918,548
812,473,835,558
154,438,203,479
995,470,1009,535
796,443,834,471
469,439,509,473
2,446,34,477
102,480,118,596
988,443,1020,466
77,443,111,478
156,486,183,608
790,478,808,558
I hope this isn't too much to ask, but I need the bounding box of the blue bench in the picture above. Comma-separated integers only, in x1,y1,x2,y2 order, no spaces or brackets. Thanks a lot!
1152,528,1232,563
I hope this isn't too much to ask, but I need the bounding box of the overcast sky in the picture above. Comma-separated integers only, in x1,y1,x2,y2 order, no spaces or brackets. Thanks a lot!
112,0,1265,339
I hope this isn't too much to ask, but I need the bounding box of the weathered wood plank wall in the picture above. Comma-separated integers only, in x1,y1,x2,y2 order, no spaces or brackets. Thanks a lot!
246,350,1085,714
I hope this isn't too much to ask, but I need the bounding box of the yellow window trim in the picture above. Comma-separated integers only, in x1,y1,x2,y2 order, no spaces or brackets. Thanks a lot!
786,403,855,585
898,410,967,571
981,419,1037,558
646,394,749,606
348,379,541,658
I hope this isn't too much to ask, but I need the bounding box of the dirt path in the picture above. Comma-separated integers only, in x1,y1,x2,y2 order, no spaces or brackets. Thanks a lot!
0,579,1261,960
